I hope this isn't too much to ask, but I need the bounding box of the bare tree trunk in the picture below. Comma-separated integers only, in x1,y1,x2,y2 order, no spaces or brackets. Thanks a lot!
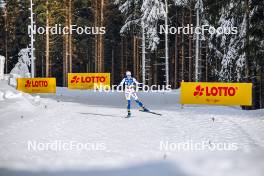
111,45,115,84
4,8,8,74
154,55,158,85
133,36,137,76
120,38,124,78
205,39,209,82
68,0,73,73
45,0,50,77
94,0,106,72
142,25,146,84
242,0,253,109
134,37,139,79
124,37,128,70
63,34,69,86
136,37,140,79
174,9,178,88
63,0,69,86
164,0,169,86
195,1,200,82
181,10,185,81
101,0,106,72
94,0,98,72
188,7,192,82
260,70,263,108
175,34,178,88
244,0,250,82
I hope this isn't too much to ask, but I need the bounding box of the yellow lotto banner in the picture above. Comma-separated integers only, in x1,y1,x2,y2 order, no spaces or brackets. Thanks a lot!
180,82,252,106
17,78,56,93
68,73,110,89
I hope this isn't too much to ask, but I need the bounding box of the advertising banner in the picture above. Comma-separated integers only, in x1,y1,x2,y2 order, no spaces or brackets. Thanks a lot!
68,73,110,89
180,82,252,106
17,78,56,93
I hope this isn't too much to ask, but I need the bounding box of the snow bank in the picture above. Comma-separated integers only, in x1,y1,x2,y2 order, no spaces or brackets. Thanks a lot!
0,80,22,101
0,90,4,101
0,80,42,108
4,74,10,81
4,90,22,99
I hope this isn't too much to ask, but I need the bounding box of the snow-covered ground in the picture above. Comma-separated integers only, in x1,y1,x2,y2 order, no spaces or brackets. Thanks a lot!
0,80,264,176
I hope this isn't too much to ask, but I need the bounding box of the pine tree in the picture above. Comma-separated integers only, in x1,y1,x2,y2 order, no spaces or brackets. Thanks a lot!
141,0,166,51
5,0,29,71
248,0,264,108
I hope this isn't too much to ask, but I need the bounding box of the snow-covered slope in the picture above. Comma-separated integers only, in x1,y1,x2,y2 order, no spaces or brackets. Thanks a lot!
0,80,264,176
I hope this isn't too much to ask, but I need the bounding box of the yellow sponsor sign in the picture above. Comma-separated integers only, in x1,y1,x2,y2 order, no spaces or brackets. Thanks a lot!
17,78,56,93
68,73,110,89
180,82,252,106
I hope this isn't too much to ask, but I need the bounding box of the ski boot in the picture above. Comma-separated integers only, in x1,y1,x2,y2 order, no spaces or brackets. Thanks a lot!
141,106,150,112
126,110,131,118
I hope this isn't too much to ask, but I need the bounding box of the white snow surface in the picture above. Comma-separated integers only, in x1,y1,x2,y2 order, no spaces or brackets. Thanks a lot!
0,80,264,176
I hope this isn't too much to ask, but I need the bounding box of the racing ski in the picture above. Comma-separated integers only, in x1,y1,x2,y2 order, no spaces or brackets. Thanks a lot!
139,109,162,116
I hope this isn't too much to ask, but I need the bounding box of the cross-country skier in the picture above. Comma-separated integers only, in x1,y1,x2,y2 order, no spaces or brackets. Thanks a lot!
119,71,149,118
